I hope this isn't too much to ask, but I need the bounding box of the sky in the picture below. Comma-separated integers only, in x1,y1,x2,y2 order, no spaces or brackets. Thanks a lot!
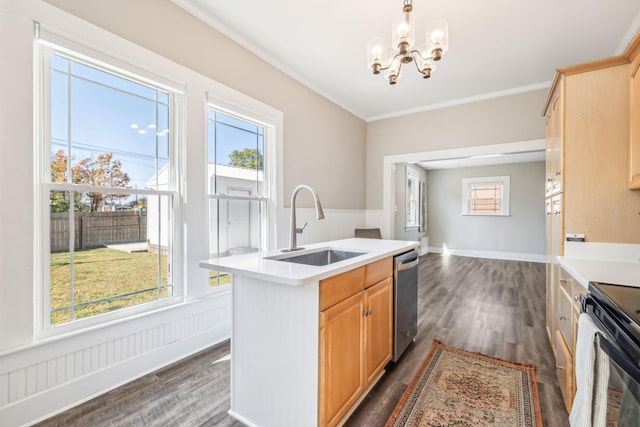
49,52,264,195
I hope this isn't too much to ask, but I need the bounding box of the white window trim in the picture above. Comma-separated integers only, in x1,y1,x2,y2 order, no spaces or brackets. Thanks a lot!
461,176,511,216
34,29,186,337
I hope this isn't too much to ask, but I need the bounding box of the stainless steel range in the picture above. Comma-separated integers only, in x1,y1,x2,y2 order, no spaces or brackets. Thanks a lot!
582,281,640,425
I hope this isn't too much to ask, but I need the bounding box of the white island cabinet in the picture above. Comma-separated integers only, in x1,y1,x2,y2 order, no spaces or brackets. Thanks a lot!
199,238,419,427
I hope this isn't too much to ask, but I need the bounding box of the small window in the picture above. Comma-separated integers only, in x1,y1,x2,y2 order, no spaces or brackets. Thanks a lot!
406,174,420,229
206,108,271,288
462,176,510,216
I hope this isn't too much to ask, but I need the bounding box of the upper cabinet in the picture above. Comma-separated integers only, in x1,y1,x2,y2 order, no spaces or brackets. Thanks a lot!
544,57,640,244
627,34,640,189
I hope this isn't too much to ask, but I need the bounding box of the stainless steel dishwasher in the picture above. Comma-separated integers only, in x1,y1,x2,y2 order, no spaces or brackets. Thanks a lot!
392,248,419,362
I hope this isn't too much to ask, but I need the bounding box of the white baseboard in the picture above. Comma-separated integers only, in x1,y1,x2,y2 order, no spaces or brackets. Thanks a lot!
427,246,545,263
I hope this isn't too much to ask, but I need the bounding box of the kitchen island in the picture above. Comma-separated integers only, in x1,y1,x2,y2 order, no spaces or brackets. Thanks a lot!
199,238,419,427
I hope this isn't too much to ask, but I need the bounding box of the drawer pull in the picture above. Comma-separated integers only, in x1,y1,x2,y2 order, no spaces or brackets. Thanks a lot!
559,314,567,321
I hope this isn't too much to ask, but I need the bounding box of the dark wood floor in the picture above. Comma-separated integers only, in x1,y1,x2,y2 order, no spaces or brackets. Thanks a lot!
37,253,569,427
346,253,569,427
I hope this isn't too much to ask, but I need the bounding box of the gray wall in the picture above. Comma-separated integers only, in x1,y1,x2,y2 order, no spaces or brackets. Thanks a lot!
426,162,545,258
394,163,427,242
365,90,548,210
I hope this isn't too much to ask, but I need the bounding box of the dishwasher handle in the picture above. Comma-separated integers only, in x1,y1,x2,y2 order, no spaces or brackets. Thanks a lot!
396,248,419,271
397,258,419,271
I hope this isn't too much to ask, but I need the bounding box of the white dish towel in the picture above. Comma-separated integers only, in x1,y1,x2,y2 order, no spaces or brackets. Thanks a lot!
569,312,610,427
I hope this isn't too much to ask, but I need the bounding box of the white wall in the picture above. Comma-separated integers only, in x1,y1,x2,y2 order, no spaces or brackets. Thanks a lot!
366,90,548,211
426,162,546,261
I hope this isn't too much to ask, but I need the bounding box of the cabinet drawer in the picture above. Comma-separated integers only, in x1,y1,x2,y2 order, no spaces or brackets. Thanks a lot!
560,268,585,302
320,267,365,311
559,269,572,295
365,257,392,288
555,330,574,412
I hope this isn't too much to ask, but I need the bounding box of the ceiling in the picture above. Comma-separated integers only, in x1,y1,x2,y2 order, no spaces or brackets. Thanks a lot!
417,151,545,170
171,0,640,121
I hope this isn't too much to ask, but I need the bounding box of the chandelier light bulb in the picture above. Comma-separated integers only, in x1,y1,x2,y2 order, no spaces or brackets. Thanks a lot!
426,19,449,60
367,0,448,85
367,37,387,74
396,22,409,38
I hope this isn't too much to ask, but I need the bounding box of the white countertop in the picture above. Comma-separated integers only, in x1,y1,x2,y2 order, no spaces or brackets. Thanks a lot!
199,238,419,286
557,256,640,290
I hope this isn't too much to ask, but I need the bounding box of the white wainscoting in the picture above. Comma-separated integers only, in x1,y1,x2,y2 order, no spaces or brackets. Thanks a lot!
0,292,231,426
276,208,372,248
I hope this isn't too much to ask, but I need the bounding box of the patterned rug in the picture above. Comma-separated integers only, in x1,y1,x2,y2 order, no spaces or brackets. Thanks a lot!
386,341,543,427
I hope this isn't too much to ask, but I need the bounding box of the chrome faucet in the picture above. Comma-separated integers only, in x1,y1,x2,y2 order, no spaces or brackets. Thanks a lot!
283,184,325,252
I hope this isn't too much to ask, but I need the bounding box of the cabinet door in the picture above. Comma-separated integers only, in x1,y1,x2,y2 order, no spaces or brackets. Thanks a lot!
629,55,640,189
557,285,573,356
555,330,574,412
364,277,393,385
549,84,564,194
545,197,555,351
319,292,365,427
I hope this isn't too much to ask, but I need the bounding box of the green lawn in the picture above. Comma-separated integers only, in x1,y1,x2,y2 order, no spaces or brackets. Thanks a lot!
50,247,232,325
50,248,170,324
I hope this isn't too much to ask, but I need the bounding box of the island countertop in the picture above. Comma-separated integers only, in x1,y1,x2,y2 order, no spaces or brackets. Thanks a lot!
198,238,419,286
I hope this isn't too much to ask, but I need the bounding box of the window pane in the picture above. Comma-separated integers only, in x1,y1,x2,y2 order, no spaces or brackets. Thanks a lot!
70,59,159,101
48,190,171,324
50,70,69,158
406,175,420,227
208,198,263,257
49,53,170,193
470,184,501,214
207,110,264,196
50,246,171,324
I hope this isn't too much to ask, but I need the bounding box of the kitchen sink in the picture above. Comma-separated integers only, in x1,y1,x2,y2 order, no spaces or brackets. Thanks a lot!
266,249,366,266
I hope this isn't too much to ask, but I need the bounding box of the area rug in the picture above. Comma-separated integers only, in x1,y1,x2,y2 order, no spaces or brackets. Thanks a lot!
386,340,543,427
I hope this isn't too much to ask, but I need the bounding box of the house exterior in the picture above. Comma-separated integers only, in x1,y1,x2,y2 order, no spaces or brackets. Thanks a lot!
146,163,264,256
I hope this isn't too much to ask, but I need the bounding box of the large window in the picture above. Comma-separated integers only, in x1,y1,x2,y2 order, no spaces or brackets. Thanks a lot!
206,108,271,287
38,43,181,326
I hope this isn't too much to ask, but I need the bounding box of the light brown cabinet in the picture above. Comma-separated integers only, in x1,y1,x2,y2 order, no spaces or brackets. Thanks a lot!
364,277,393,385
319,258,393,427
544,42,640,412
628,35,640,189
554,267,581,412
319,290,365,427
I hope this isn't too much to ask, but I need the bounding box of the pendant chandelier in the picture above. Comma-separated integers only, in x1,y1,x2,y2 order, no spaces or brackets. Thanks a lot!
367,0,449,85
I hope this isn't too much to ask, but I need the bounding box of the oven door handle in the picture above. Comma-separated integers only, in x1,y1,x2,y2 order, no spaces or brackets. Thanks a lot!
596,332,640,384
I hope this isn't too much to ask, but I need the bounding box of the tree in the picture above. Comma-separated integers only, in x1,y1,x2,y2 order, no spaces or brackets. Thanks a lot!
228,148,263,170
50,150,131,211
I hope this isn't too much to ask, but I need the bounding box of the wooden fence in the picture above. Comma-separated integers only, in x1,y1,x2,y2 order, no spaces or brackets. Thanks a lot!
50,211,147,252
